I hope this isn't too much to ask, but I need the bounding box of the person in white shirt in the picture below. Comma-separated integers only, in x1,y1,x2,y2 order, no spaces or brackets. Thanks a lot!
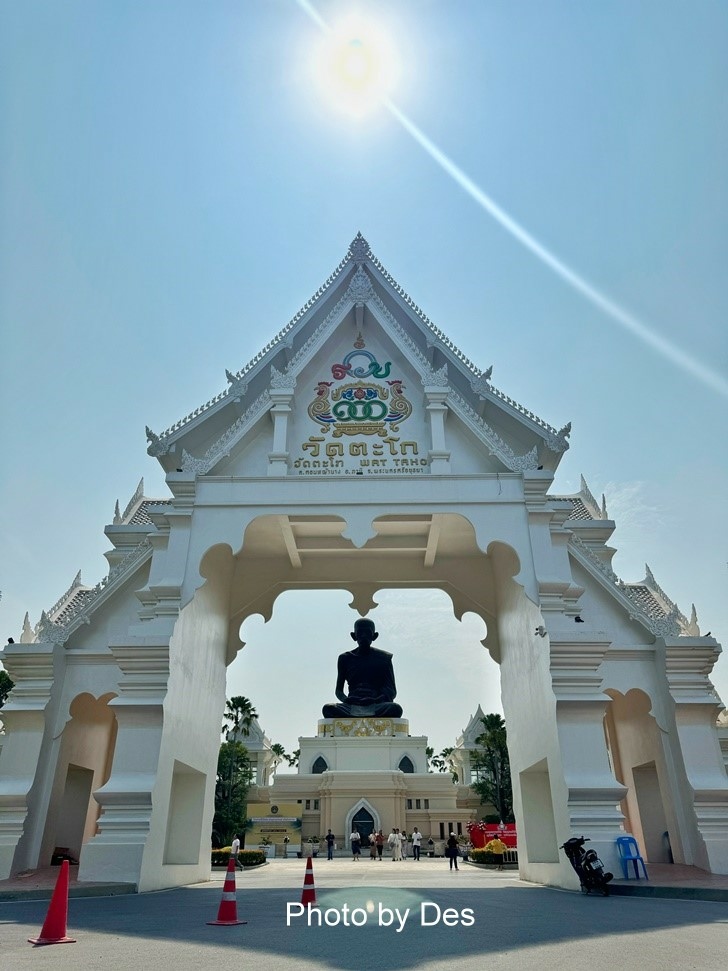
350,828,362,861
411,827,423,861
231,835,242,870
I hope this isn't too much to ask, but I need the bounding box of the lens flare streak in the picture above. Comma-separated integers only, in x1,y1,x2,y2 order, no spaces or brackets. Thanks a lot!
296,0,727,399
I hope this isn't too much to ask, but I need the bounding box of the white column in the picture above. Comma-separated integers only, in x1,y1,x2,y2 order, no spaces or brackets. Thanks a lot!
78,638,169,886
268,389,295,476
424,386,451,474
665,639,728,873
0,642,55,877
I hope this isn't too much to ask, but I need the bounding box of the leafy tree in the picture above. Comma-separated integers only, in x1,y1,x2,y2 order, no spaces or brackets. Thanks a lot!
287,748,300,768
470,713,513,822
212,740,251,848
222,695,258,738
0,670,14,710
427,746,455,776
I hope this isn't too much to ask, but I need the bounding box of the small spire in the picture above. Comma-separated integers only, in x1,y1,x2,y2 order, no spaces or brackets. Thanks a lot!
601,494,608,519
72,570,82,588
113,500,122,524
644,564,656,588
20,612,34,643
687,604,700,636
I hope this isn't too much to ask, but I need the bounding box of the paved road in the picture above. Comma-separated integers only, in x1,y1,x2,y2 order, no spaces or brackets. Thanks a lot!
2,859,726,970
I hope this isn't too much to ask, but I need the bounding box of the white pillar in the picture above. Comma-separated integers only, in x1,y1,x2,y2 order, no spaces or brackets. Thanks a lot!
268,389,295,476
665,640,728,873
0,642,55,878
424,386,451,474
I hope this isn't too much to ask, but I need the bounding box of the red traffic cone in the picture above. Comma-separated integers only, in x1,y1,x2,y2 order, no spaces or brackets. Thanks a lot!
28,860,77,946
301,855,317,907
207,856,247,926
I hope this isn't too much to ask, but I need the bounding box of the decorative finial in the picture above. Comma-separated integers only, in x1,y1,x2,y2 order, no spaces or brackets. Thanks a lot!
20,612,34,643
113,500,122,524
145,425,160,445
601,494,608,519
483,365,493,381
644,564,656,588
687,604,700,636
558,422,572,439
354,331,365,349
72,570,82,588
348,232,370,265
225,369,237,384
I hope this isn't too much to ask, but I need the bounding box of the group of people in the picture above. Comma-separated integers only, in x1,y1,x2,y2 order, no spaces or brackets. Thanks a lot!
342,826,426,861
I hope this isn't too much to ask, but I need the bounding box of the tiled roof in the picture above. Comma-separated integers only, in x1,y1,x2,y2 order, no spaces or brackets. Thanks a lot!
53,588,95,626
565,498,595,522
623,584,671,621
128,499,172,525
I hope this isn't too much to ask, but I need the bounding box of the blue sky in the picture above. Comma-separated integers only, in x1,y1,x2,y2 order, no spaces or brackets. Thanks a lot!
1,1,726,754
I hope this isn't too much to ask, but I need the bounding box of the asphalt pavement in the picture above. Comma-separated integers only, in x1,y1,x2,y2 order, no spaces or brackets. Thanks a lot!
2,858,726,971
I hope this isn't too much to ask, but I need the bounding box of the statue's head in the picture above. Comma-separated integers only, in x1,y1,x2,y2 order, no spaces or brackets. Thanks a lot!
350,618,378,647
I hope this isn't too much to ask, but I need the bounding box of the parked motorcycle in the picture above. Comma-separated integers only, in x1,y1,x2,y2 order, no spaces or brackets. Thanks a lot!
560,836,613,896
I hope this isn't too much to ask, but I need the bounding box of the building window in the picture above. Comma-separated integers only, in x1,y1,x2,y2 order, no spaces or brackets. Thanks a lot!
406,799,413,810
457,822,462,835
439,822,445,839
313,799,320,810
312,756,328,774
424,799,429,809
398,755,415,773
305,800,311,810
415,799,421,809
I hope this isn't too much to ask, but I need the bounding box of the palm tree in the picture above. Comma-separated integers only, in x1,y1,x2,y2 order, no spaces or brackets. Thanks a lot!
270,743,287,765
287,749,300,768
223,696,258,739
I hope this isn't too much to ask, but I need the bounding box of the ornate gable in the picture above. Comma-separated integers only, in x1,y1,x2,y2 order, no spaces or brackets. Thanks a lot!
143,234,571,479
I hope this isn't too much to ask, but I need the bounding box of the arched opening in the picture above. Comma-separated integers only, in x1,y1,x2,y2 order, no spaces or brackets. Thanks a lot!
398,755,415,773
604,688,677,864
41,693,118,867
312,756,328,774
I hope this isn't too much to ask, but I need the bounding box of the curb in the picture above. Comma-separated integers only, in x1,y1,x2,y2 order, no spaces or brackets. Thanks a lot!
0,882,137,902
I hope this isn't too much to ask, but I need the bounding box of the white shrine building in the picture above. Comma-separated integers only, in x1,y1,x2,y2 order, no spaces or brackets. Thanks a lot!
1,234,726,891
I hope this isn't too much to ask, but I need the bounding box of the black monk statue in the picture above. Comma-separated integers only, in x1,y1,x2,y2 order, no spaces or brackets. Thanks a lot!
322,618,403,718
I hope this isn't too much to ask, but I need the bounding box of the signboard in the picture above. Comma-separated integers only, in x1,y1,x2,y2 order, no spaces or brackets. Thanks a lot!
245,801,302,847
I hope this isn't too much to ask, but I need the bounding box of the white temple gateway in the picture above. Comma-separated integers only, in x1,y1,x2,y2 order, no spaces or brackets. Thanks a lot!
1,234,726,891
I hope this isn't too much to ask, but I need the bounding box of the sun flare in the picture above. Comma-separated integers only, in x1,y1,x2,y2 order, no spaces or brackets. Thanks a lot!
314,15,399,116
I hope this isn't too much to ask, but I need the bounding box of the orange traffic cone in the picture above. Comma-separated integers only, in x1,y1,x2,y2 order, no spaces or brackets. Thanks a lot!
28,860,77,946
207,856,247,926
301,855,317,907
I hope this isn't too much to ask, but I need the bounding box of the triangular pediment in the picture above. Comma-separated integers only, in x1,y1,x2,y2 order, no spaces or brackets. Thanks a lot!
146,235,570,479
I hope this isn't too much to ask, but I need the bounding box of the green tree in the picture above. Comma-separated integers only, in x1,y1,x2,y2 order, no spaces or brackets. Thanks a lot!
212,740,251,848
270,742,287,767
0,669,14,709
470,713,513,822
222,695,258,738
287,748,300,768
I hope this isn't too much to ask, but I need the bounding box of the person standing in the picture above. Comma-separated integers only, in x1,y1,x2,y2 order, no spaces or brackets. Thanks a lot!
489,835,507,870
369,834,378,860
411,827,422,861
231,834,242,870
446,832,459,871
325,829,336,861
392,828,403,861
350,828,361,861
375,829,385,860
401,831,408,860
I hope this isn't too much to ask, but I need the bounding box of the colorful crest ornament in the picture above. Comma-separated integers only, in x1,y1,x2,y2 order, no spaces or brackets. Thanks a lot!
307,348,413,437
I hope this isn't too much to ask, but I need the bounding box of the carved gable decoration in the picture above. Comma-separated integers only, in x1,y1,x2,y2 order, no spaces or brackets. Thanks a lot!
296,339,425,476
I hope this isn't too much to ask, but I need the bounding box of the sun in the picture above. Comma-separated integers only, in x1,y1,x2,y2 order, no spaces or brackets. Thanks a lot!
314,15,399,116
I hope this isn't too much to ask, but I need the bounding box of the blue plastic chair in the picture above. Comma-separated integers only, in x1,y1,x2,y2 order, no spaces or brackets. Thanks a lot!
616,836,648,879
